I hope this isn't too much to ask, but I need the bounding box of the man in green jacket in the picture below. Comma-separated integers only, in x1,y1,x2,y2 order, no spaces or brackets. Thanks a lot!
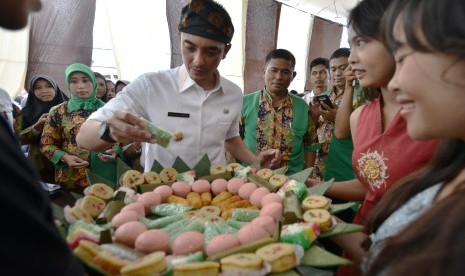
241,49,318,175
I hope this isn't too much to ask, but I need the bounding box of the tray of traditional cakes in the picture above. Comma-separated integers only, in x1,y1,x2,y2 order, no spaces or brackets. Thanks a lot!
57,157,362,275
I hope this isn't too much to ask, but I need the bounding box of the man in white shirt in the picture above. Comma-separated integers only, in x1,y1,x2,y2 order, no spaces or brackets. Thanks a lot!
302,57,330,105
0,88,14,131
77,0,280,170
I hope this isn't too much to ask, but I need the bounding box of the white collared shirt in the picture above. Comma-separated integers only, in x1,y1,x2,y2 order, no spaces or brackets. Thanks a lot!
88,65,243,171
302,91,314,105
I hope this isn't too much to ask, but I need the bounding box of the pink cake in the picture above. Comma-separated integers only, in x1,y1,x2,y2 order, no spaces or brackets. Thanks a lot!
114,221,147,247
171,231,205,255
206,234,241,256
171,181,192,197
238,182,258,200
134,229,170,253
211,178,228,195
191,180,211,194
153,185,173,202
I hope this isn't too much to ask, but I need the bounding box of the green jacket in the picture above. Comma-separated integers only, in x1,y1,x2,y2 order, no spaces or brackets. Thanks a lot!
241,90,317,175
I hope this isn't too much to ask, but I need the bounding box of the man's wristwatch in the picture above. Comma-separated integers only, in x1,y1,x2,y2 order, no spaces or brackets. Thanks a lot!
99,121,116,143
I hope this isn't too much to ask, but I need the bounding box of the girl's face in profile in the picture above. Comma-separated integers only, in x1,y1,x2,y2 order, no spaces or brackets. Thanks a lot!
69,72,94,99
348,25,395,89
96,77,107,99
106,81,115,97
389,16,465,141
33,79,55,102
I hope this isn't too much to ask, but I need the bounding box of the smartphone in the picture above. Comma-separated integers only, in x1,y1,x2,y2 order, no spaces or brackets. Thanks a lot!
40,182,61,197
314,95,334,109
99,152,115,159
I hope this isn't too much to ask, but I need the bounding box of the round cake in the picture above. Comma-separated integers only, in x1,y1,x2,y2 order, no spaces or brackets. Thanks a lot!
302,195,330,210
303,208,333,231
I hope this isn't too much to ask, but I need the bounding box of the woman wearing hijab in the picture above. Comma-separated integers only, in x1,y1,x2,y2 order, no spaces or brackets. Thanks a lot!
114,80,130,94
19,75,65,183
40,63,120,192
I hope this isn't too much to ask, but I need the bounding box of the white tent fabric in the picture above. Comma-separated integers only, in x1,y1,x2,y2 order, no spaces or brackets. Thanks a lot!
0,0,356,98
277,5,314,93
101,0,171,82
95,0,247,90
0,27,29,97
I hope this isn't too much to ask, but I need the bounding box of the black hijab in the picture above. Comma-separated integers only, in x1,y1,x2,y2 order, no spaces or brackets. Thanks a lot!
21,75,66,130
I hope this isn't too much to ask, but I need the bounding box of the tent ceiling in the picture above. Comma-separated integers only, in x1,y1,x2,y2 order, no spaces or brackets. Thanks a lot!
276,0,360,25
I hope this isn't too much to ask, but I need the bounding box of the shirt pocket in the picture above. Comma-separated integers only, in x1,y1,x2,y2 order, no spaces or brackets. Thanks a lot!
212,121,233,139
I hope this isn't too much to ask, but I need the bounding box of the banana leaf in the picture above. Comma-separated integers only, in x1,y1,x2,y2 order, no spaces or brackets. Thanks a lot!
301,245,352,267
319,222,363,238
296,266,335,276
288,167,313,183
87,170,117,190
329,202,356,215
198,171,232,182
192,154,211,177
150,159,164,173
172,156,190,173
247,171,276,191
306,178,334,197
273,166,288,175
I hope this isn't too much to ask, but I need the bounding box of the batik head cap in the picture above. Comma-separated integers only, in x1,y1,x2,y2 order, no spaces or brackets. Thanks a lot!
178,0,234,44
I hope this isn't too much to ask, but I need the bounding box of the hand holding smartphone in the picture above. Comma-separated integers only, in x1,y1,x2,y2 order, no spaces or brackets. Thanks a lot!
98,152,116,160
314,95,334,110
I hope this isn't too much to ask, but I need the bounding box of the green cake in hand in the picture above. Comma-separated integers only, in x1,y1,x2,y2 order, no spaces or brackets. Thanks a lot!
140,117,175,148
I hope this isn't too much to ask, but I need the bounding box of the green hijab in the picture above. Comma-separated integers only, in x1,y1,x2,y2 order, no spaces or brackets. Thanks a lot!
65,63,105,112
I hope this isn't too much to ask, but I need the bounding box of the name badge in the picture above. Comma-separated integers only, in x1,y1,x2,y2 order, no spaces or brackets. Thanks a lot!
168,112,190,118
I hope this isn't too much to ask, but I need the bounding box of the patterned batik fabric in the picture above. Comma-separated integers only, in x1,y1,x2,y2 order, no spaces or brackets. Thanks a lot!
256,91,294,167
312,88,344,180
40,102,92,190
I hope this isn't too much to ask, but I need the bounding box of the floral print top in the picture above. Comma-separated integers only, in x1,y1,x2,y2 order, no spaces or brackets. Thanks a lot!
242,90,318,174
352,96,438,226
40,102,93,190
256,91,295,164
312,88,344,180
363,183,441,272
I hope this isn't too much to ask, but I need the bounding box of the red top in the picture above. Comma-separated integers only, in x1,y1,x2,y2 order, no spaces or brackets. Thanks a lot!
352,97,438,227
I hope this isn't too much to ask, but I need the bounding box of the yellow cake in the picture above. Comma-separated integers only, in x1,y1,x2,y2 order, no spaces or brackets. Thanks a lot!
159,167,178,183
220,253,263,272
256,168,273,180
71,205,94,223
88,183,114,201
210,164,227,175
122,169,144,187
143,171,161,184
200,205,221,217
80,195,106,218
73,240,102,263
93,250,131,275
269,174,287,189
120,251,167,276
303,208,333,231
302,195,330,210
226,163,243,172
173,261,220,276
255,243,297,273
